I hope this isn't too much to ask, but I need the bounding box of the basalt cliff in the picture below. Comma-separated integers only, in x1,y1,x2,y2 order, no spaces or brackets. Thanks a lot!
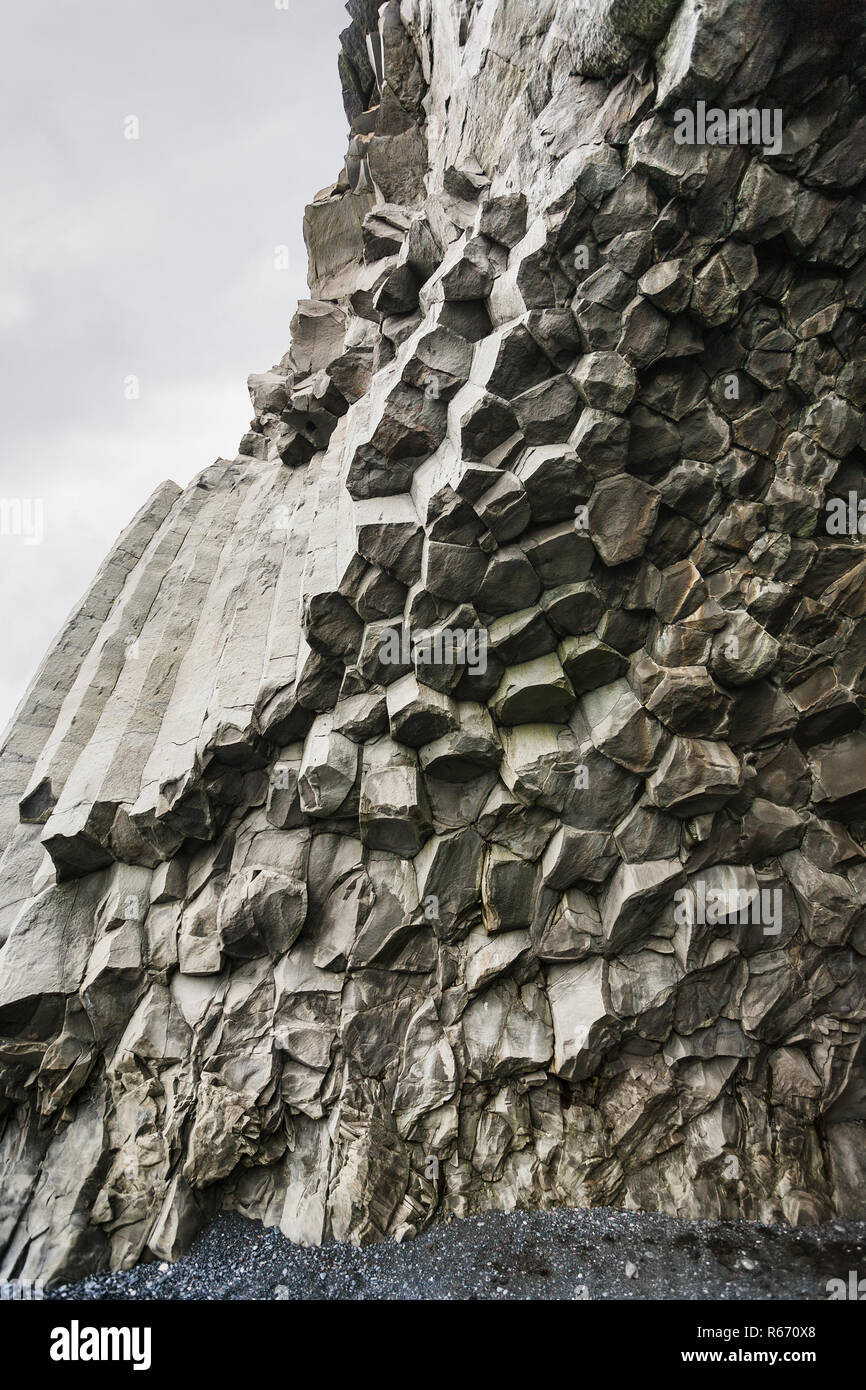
2,0,866,1285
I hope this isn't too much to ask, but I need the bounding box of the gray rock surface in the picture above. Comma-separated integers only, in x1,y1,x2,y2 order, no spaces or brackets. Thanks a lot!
2,0,866,1287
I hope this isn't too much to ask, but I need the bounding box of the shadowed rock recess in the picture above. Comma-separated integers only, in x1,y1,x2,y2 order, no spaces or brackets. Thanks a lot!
2,0,866,1287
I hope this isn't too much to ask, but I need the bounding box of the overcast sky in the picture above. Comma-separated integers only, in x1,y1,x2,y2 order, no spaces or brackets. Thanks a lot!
0,0,351,730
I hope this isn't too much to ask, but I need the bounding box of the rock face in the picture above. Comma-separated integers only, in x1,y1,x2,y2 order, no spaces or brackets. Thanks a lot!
2,0,866,1285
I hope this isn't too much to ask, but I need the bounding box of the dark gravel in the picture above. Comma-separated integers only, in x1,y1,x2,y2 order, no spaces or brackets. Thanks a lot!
50,1206,866,1301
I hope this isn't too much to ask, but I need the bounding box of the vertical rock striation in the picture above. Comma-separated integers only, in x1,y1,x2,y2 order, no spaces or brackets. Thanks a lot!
2,0,866,1284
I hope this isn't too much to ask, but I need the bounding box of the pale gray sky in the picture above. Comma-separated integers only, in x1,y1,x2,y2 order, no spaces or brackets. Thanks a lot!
0,0,351,729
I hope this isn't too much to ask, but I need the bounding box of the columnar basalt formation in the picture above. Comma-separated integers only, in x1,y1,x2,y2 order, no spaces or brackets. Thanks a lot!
2,0,866,1285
